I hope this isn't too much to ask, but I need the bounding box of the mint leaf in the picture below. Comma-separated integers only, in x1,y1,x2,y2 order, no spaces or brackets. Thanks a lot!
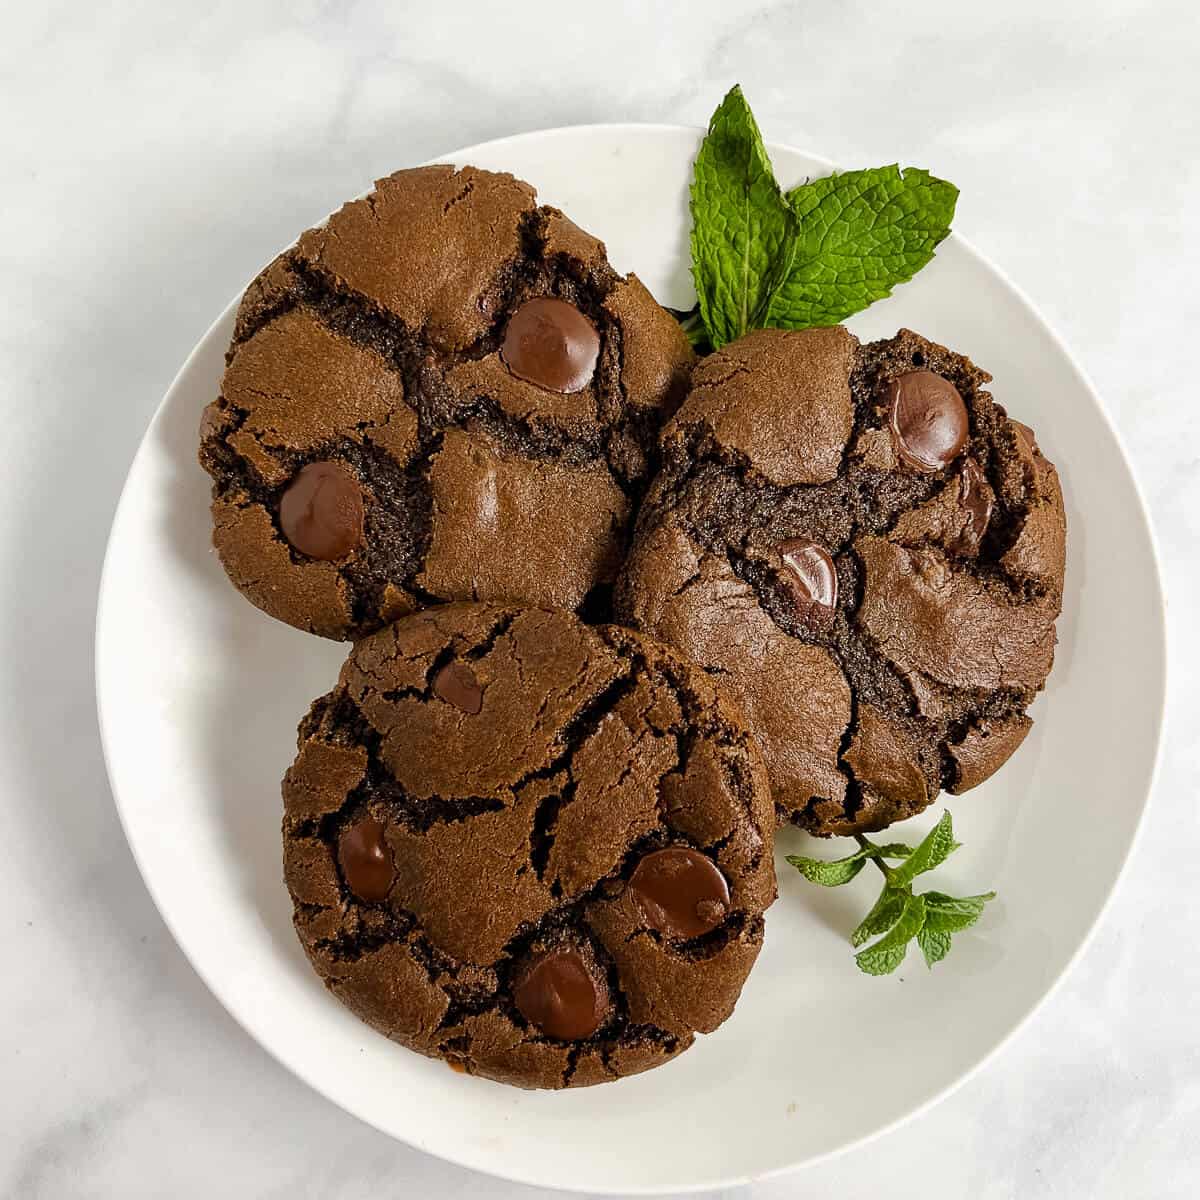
689,85,798,348
915,891,995,967
785,849,870,887
923,891,995,933
850,886,907,948
889,812,960,887
769,165,958,328
785,840,913,887
917,926,952,968
855,893,926,976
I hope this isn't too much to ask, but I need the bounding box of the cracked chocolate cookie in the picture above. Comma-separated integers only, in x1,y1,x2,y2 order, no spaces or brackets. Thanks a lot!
617,327,1066,837
282,602,775,1088
199,165,694,639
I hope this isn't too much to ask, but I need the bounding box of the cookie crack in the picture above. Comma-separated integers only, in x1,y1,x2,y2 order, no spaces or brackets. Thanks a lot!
688,358,753,391
598,627,766,871
528,787,564,883
442,178,475,214
518,670,642,882
561,1045,584,1087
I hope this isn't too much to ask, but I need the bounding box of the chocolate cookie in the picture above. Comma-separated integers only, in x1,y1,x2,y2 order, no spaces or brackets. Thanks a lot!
282,603,775,1088
200,166,694,639
617,327,1066,837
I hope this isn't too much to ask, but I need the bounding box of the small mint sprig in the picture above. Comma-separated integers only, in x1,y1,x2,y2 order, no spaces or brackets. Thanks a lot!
786,811,995,976
687,85,958,350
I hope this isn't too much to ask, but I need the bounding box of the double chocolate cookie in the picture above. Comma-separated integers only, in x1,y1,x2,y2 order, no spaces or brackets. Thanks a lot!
282,603,775,1088
618,327,1066,836
200,165,694,639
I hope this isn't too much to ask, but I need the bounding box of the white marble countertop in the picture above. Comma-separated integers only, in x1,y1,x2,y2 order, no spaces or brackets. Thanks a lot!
2,2,1197,1196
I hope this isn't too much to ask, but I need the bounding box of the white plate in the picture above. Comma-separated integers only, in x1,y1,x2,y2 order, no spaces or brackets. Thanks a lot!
96,126,1166,1194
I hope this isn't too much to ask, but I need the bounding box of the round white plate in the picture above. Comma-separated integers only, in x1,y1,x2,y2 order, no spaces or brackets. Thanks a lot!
96,126,1165,1194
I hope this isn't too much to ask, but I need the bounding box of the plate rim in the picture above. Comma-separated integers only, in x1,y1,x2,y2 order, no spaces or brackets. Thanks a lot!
95,121,1169,1194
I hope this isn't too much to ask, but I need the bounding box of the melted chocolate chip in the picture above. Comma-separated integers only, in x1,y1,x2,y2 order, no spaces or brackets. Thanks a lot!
512,947,608,1040
500,297,600,393
886,371,969,472
337,818,394,902
954,458,993,554
777,537,838,631
278,461,364,560
432,661,484,714
629,847,730,938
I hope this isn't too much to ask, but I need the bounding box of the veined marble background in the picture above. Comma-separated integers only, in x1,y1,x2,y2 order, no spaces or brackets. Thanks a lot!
1,1,1197,1196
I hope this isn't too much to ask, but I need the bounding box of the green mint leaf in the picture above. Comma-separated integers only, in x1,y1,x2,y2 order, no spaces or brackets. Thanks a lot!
850,886,908,948
888,811,960,887
787,837,917,888
689,85,798,348
917,925,952,968
914,891,995,965
855,892,926,976
768,165,958,329
785,849,870,887
922,891,996,934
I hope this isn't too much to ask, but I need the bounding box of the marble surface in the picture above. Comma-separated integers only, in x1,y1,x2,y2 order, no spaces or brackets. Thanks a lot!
1,1,1197,1196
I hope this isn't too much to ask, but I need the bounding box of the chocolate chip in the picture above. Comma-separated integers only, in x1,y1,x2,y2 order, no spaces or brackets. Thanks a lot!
886,371,969,472
629,847,730,939
278,461,364,560
954,458,993,554
512,947,608,1040
500,297,600,393
431,660,484,714
777,538,838,631
337,818,394,902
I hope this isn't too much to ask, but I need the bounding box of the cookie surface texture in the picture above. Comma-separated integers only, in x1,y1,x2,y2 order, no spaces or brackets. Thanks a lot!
282,602,776,1088
618,327,1066,835
200,166,694,638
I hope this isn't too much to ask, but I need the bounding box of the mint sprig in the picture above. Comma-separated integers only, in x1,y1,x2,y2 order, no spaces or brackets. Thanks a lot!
786,811,995,977
687,85,958,348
